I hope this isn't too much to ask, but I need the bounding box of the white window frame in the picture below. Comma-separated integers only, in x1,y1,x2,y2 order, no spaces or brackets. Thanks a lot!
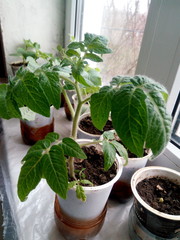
65,0,180,170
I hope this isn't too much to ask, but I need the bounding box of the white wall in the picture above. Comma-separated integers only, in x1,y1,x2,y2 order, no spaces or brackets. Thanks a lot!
0,0,65,75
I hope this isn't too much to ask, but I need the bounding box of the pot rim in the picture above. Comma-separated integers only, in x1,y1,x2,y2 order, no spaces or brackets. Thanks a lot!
73,139,123,192
131,166,180,220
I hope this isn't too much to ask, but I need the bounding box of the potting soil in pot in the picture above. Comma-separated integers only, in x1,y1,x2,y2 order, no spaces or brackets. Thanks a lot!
79,116,113,135
69,145,117,185
136,177,180,215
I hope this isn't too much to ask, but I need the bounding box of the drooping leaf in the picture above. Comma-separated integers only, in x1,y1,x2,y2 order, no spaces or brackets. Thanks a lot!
43,145,68,199
145,90,172,156
38,71,61,109
76,184,86,202
0,84,21,119
111,85,148,157
110,140,128,165
61,138,87,159
103,141,116,171
84,53,103,62
13,71,50,117
90,86,113,130
66,49,80,58
17,151,45,201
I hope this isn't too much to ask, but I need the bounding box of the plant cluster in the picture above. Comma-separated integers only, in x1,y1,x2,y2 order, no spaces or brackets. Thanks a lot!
0,33,172,202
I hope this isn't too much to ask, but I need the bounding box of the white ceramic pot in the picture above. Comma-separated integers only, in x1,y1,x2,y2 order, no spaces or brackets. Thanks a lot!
129,166,180,240
58,139,123,220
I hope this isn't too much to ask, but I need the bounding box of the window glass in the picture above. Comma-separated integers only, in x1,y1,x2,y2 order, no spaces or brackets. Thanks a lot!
80,0,151,84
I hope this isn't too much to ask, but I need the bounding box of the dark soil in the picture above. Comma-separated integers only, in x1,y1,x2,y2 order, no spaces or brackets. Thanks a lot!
69,145,117,186
11,62,27,67
136,177,180,215
79,116,113,135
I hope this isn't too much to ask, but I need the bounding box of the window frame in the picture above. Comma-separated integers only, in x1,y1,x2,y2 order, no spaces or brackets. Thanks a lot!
65,0,180,169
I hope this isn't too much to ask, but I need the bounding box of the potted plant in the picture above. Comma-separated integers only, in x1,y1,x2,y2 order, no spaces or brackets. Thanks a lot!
0,33,172,239
129,166,180,240
10,39,52,75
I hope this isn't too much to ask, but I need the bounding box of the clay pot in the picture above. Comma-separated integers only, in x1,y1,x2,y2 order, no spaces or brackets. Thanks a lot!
129,166,180,240
54,139,123,239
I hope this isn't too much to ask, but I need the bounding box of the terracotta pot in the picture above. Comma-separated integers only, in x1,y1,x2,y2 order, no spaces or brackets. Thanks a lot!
54,139,123,239
20,107,54,145
129,166,180,240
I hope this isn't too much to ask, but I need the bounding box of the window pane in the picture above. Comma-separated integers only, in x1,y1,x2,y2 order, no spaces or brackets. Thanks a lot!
171,92,180,148
81,0,150,83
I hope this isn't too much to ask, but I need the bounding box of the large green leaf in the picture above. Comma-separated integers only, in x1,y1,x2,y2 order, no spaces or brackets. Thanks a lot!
0,84,21,119
145,91,171,156
43,145,68,199
12,71,50,117
90,86,113,130
111,85,148,157
102,141,116,171
38,71,61,109
17,151,45,201
61,138,87,159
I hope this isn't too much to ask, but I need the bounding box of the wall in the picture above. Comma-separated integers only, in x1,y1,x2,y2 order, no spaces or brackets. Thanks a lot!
0,0,65,75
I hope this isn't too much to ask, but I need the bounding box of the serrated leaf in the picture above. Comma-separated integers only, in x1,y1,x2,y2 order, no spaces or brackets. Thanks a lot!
13,71,50,117
66,49,80,57
43,145,68,199
90,86,112,130
84,53,103,62
38,71,61,109
0,84,21,119
110,140,128,165
67,42,84,51
17,151,45,201
145,91,171,156
103,141,116,171
45,132,60,142
111,85,147,157
61,138,87,159
76,184,86,201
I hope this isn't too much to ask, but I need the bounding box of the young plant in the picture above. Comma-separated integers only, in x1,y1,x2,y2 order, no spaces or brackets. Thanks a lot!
10,39,52,65
0,33,171,202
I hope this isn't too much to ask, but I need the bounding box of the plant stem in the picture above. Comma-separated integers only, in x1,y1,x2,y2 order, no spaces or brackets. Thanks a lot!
62,88,75,118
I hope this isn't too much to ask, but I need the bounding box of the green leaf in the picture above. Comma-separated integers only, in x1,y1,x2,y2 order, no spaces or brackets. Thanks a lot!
66,49,80,57
90,86,113,130
0,84,21,119
67,42,84,51
84,53,103,62
43,145,68,199
13,71,51,117
38,71,61,109
145,90,172,156
110,140,128,165
17,151,45,201
61,138,87,159
84,33,112,54
111,85,148,157
68,181,77,189
102,131,115,140
76,184,86,202
103,141,116,171
45,132,60,142
80,179,93,186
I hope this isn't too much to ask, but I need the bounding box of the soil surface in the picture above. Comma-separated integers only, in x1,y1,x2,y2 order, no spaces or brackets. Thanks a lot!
70,145,117,186
79,116,113,135
136,177,180,215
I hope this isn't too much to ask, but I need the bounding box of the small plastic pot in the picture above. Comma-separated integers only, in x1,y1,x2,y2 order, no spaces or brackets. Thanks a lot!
129,166,180,240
